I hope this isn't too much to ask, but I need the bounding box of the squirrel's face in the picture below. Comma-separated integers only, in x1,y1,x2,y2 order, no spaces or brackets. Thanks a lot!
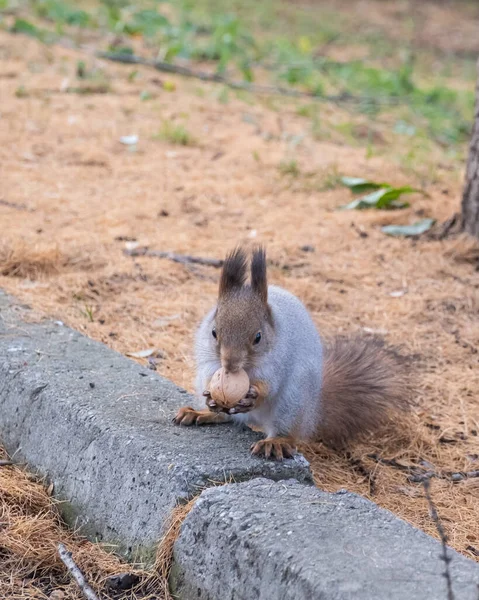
212,246,272,373
214,289,273,372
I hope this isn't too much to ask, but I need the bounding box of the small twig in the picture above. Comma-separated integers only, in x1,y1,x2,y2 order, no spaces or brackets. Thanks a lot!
409,471,436,483
466,545,479,557
367,453,413,471
451,329,478,355
345,452,376,495
123,247,224,268
97,51,400,106
0,198,33,212
367,453,432,483
368,454,479,484
422,480,455,600
449,470,479,482
428,213,462,241
0,460,14,467
58,543,99,600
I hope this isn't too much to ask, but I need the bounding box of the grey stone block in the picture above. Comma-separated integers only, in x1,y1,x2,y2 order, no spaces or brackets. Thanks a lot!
173,478,479,600
0,291,311,557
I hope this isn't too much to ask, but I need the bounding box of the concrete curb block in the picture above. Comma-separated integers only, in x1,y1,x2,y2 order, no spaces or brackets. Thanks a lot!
172,478,479,600
0,291,311,558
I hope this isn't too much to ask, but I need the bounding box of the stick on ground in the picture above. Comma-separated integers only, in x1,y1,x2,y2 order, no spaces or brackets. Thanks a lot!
422,480,454,600
58,543,99,600
97,51,400,106
123,247,224,268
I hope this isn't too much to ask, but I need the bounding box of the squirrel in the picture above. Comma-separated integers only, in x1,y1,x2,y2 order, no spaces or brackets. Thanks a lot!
174,246,410,460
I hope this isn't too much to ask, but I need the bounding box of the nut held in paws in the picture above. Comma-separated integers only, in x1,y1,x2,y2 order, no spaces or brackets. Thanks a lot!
209,368,250,407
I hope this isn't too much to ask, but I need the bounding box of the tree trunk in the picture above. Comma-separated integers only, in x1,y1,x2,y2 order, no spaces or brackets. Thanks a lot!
461,59,479,237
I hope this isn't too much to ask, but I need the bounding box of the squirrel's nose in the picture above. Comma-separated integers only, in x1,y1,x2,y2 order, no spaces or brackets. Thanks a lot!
220,348,244,373
222,360,241,374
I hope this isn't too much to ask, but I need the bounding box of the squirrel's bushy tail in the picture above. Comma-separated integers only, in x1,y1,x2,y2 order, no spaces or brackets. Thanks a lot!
317,336,411,448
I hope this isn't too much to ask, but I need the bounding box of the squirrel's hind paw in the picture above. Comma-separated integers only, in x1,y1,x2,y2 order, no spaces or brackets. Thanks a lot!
250,437,296,461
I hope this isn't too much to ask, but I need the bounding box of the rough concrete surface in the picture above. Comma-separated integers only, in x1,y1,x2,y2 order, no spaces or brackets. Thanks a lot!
0,291,311,556
173,478,479,600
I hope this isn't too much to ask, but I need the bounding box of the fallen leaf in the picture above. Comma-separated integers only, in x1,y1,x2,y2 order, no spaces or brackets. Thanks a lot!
120,135,139,145
381,218,436,237
362,326,389,335
124,241,140,251
340,176,426,210
389,290,407,298
126,349,156,359
153,315,180,328
340,187,419,210
340,176,386,194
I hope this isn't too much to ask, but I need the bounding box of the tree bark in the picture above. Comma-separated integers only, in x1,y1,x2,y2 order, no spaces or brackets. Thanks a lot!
462,59,479,237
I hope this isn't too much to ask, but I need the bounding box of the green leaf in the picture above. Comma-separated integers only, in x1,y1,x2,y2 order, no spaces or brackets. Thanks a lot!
340,186,423,210
381,218,436,237
38,2,91,27
107,45,134,55
11,18,43,39
340,176,370,187
164,41,184,62
126,9,170,37
340,176,386,194
374,186,423,208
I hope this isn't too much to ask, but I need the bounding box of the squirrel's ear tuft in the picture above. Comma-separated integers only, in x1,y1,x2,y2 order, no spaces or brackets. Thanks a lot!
219,247,248,298
251,246,268,304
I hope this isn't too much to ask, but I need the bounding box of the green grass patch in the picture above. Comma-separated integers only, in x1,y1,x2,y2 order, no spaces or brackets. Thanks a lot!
155,121,195,146
278,159,300,177
2,0,475,158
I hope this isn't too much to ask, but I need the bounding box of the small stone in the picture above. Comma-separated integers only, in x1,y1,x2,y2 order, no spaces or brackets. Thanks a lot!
106,572,140,591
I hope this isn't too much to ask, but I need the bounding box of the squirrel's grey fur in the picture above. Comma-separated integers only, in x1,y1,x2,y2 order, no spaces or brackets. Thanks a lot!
194,247,409,446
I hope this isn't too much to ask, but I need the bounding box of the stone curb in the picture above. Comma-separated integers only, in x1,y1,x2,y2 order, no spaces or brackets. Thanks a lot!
172,478,479,600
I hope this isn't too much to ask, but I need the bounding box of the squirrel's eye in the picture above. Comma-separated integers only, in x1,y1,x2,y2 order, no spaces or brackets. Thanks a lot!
254,331,262,345
212,328,217,339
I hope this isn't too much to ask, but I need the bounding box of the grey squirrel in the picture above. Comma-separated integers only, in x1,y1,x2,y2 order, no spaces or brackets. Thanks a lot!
174,246,409,460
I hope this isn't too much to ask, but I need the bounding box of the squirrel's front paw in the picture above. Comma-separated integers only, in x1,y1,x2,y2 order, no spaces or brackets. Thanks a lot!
227,385,259,414
250,437,296,461
173,407,226,426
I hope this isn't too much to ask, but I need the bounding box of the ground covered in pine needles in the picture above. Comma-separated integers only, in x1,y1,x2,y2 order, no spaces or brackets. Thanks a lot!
1,0,479,597
0,445,195,599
